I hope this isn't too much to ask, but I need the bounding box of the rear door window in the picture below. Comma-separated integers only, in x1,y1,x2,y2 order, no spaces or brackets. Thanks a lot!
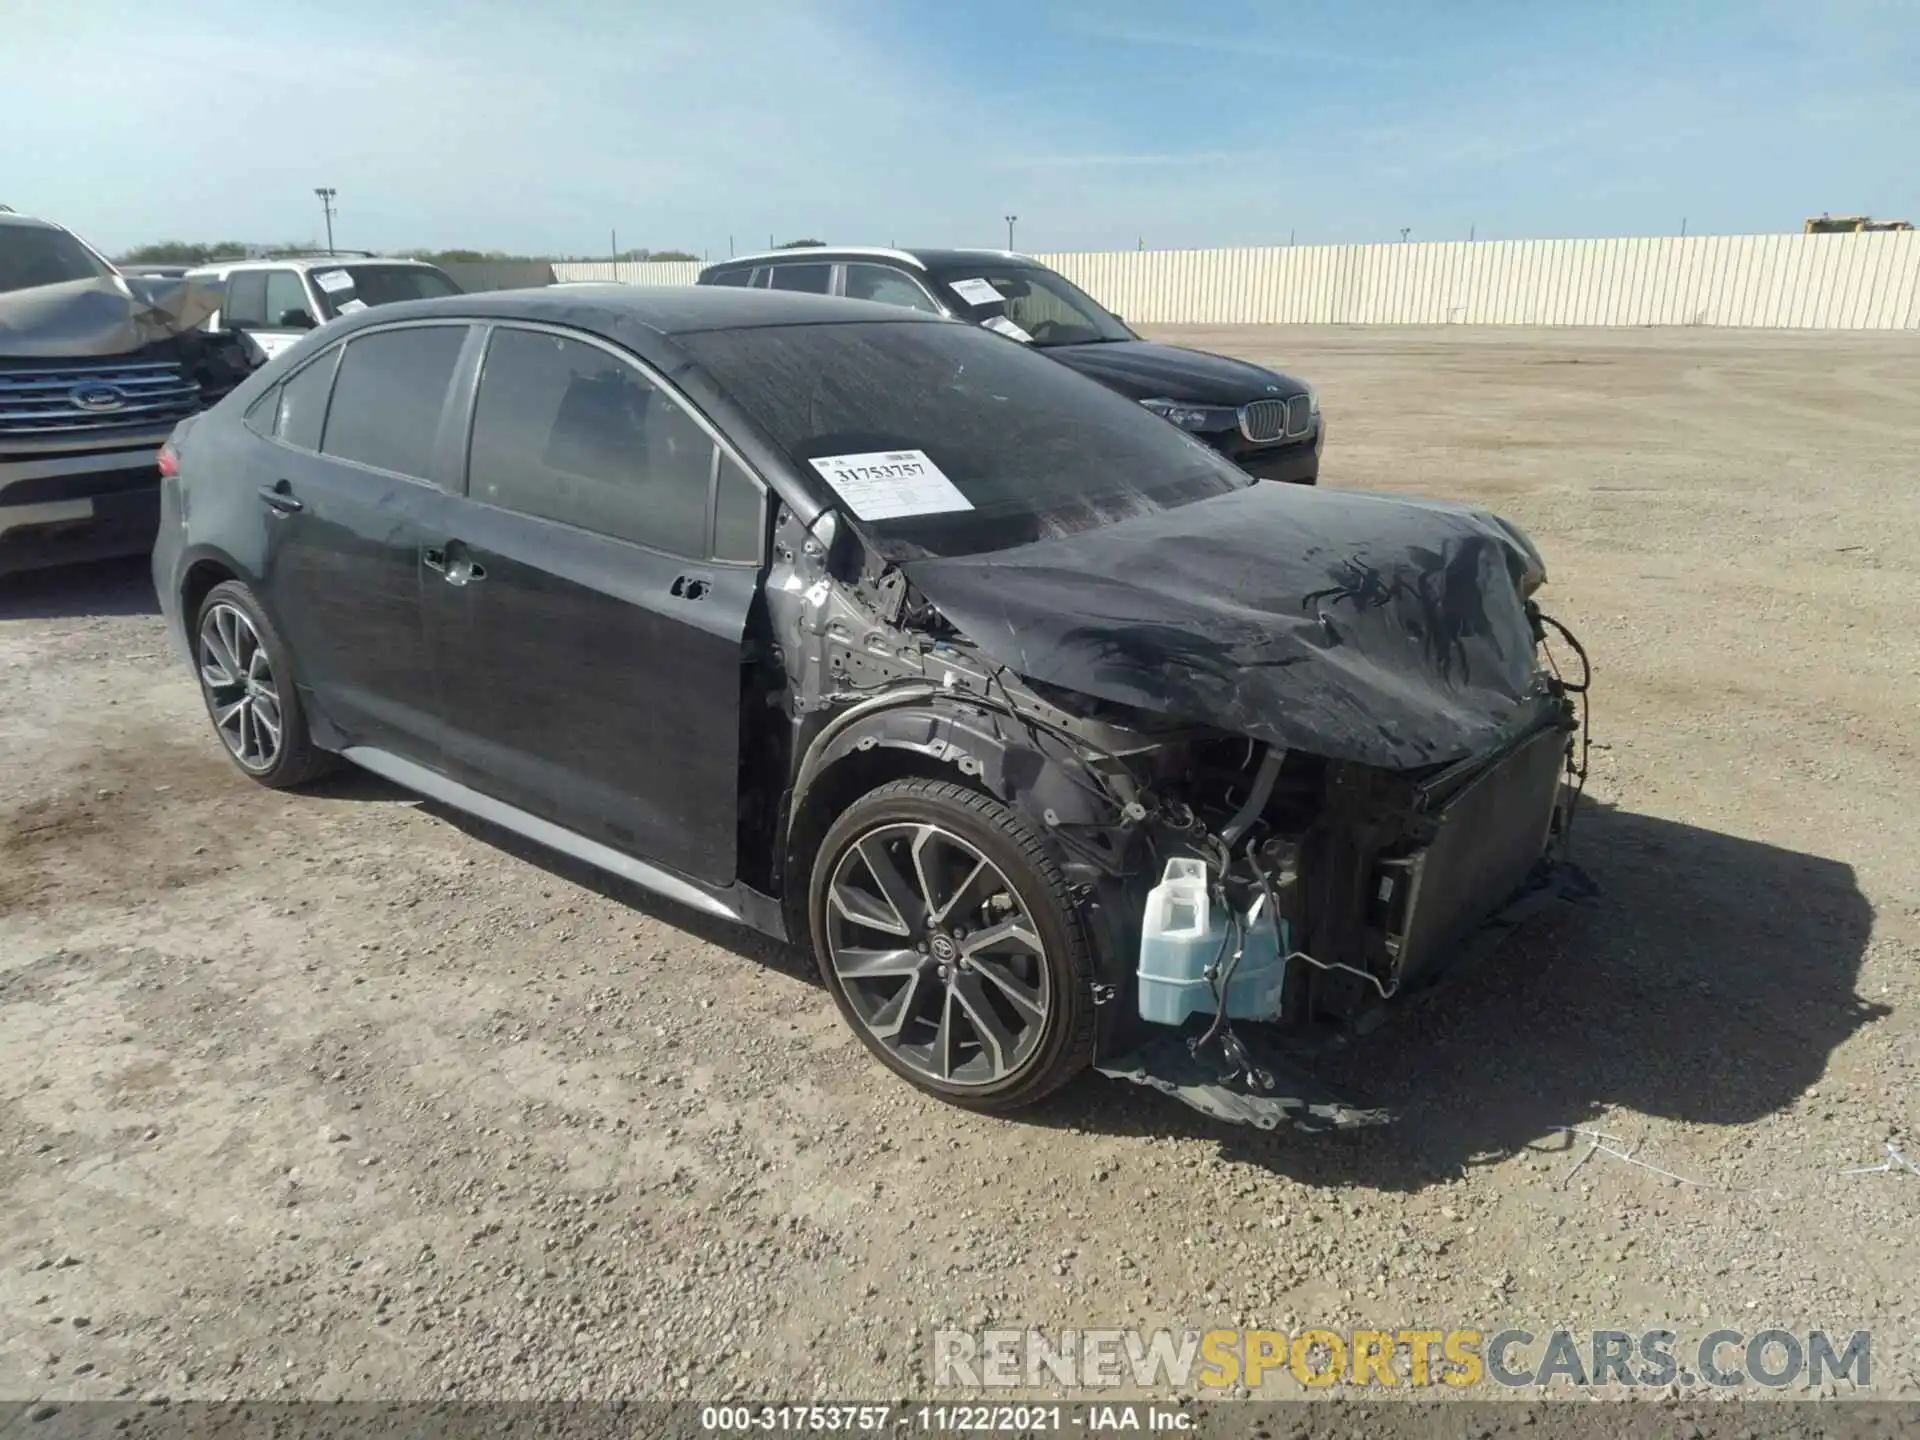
318,326,467,480
711,452,766,563
263,270,310,326
768,263,832,295
276,348,341,450
466,326,716,557
223,272,268,329
244,388,277,437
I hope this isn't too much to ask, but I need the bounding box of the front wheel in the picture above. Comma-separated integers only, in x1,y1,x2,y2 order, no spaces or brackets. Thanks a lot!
808,778,1097,1111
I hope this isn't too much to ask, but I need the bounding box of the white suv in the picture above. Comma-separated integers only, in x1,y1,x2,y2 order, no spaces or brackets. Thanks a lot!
188,255,461,362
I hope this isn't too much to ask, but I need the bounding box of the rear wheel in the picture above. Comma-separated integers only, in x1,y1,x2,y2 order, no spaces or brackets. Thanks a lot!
809,778,1097,1110
194,580,334,788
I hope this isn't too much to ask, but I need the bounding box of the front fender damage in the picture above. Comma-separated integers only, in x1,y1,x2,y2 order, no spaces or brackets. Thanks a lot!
770,497,1595,1135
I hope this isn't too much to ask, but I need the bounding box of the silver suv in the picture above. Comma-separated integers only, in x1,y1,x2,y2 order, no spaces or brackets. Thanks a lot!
0,210,224,575
188,255,461,365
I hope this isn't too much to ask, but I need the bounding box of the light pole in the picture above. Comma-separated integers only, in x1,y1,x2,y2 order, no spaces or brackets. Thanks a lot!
1005,214,1018,250
314,188,337,255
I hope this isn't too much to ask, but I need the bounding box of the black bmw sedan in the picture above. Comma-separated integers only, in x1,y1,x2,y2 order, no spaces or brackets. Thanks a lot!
699,248,1323,485
153,286,1583,1126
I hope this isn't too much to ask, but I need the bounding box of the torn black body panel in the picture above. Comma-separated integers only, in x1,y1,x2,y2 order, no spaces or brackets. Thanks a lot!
902,481,1553,772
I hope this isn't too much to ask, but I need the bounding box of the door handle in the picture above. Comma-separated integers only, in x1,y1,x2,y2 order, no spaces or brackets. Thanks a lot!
257,481,303,515
670,573,711,601
424,545,485,586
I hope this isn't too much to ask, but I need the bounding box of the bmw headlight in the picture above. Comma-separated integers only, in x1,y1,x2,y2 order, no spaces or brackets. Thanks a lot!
1141,397,1234,432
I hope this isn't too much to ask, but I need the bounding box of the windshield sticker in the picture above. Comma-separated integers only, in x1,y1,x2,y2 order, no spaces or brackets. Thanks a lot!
949,277,1005,308
312,269,355,294
981,314,1033,343
336,298,368,314
808,449,974,522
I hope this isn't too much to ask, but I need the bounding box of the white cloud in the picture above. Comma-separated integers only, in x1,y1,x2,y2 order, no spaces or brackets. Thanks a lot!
7,0,1038,256
8,0,1916,256
1064,17,1405,69
994,151,1259,169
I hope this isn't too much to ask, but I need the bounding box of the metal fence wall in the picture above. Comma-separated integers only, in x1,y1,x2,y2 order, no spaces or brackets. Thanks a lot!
1034,232,1920,329
553,260,702,286
439,260,556,292
554,232,1920,329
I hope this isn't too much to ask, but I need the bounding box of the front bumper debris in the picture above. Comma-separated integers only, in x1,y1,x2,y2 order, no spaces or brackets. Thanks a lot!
1097,1029,1393,1133
1097,856,1596,1132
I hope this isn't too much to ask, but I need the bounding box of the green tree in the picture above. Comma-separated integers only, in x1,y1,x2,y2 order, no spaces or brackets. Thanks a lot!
774,238,825,249
116,240,250,265
647,250,699,262
401,249,553,264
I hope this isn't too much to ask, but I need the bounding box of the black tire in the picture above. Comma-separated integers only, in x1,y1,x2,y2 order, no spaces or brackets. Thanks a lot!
809,777,1097,1111
193,579,335,789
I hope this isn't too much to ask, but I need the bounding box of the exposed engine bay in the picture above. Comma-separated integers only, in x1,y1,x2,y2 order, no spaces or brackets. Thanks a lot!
765,478,1594,1132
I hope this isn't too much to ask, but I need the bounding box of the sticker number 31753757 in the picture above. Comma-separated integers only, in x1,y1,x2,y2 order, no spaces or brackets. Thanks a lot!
806,449,974,522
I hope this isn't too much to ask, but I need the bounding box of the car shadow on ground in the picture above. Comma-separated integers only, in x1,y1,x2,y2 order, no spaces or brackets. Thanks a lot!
1028,797,1883,1192
0,556,161,620
304,763,1881,1191
317,775,823,989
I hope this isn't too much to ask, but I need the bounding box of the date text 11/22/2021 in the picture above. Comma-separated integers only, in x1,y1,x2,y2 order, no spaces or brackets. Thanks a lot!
698,1404,1194,1432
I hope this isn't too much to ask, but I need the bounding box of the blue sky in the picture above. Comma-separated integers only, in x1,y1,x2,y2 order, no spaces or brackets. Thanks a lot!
10,0,1918,257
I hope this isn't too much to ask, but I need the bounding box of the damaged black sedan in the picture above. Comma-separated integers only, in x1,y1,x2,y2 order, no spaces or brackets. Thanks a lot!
153,286,1587,1128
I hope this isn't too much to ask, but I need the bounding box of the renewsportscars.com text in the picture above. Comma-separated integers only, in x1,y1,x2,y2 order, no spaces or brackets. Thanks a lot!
932,1327,1871,1391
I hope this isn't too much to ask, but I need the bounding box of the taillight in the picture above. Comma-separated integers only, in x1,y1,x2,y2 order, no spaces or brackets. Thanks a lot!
157,442,180,478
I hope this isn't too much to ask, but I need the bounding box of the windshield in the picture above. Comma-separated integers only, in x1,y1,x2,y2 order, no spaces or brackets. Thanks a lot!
680,319,1246,560
926,264,1133,348
0,224,115,295
309,263,461,318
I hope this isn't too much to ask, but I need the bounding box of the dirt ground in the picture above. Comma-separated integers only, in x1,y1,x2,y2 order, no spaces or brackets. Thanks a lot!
2,326,1916,1407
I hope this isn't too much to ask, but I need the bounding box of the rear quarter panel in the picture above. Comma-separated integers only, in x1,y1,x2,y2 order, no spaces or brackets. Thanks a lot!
158,395,277,640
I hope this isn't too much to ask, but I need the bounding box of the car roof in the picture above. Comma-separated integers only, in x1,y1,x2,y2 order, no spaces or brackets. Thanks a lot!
0,212,65,231
324,283,948,342
187,255,438,276
704,246,928,272
702,246,1043,274
903,249,1041,270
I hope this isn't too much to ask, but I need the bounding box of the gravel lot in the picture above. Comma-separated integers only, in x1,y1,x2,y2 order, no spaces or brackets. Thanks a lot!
2,326,1915,1406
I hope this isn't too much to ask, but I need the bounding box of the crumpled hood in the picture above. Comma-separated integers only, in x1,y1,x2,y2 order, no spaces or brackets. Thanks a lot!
901,482,1553,770
1046,339,1310,405
0,274,226,359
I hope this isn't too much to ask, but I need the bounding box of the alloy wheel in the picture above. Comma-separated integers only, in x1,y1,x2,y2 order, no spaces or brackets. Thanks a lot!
198,602,283,772
823,821,1052,1087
